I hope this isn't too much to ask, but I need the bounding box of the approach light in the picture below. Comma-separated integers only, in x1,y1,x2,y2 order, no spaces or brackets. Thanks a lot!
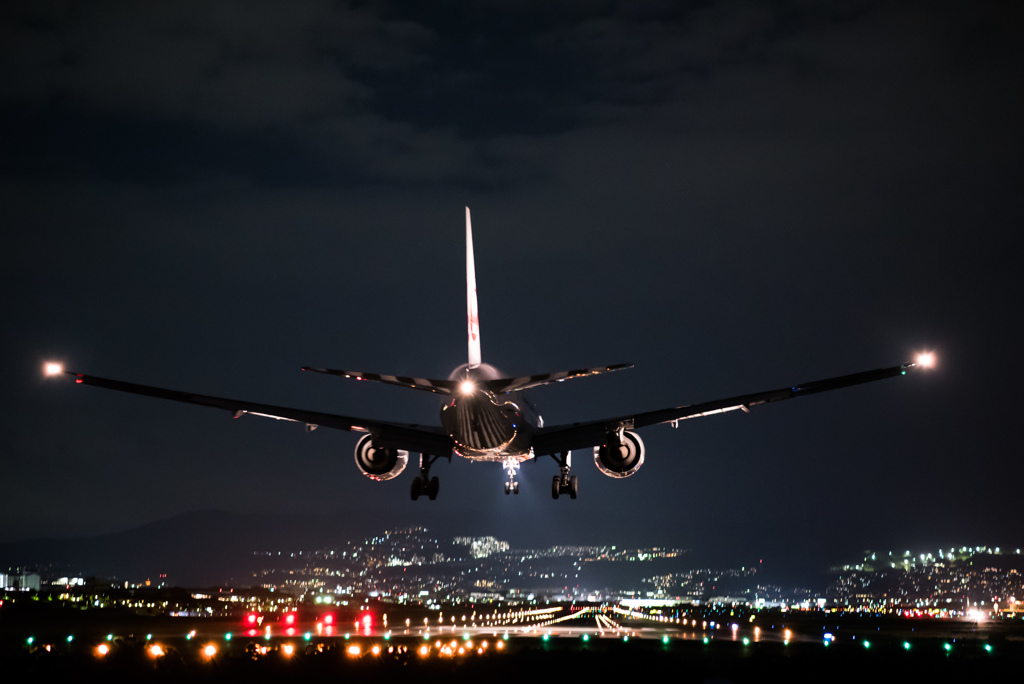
44,362,63,377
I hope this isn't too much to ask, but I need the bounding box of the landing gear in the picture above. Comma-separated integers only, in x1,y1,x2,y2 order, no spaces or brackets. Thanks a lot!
411,475,439,501
503,458,520,495
550,451,577,499
410,454,444,501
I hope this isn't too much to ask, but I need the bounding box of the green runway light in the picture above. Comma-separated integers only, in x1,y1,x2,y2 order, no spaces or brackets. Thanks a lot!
863,640,871,649
66,635,74,643
582,634,589,642
542,634,549,642
742,637,750,645
106,634,113,641
623,635,629,642
662,635,670,644
944,643,952,652
984,644,993,653
703,637,709,644
304,633,312,641
903,641,912,650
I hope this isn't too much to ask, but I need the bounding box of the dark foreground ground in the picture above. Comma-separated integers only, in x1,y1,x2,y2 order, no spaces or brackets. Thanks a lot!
2,606,1022,683
3,636,1022,684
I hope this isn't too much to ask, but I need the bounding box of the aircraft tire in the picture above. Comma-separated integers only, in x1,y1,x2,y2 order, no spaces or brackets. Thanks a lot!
551,476,560,499
569,475,578,500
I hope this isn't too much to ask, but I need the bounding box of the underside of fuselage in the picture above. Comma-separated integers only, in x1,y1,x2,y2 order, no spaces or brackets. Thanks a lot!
440,364,536,462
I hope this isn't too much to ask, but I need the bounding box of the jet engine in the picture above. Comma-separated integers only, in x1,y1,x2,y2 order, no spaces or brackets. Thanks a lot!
593,430,645,478
354,434,409,481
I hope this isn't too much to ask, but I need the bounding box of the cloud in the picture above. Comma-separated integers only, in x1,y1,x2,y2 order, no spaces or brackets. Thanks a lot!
1,0,432,127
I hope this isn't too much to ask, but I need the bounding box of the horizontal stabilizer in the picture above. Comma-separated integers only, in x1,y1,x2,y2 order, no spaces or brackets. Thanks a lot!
485,363,633,393
303,363,633,395
302,366,458,394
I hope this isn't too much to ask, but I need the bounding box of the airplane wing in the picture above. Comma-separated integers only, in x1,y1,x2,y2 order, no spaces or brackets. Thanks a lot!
530,362,916,456
61,371,454,455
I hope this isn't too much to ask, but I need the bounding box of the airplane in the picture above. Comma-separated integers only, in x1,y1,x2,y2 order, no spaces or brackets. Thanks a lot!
45,207,934,501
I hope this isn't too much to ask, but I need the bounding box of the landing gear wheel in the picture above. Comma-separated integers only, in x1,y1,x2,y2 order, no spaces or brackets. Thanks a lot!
411,477,423,501
552,476,561,499
504,482,511,495
513,482,519,495
428,476,439,500
569,475,578,500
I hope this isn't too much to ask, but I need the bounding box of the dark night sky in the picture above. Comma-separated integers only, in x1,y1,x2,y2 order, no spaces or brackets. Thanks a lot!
2,1,1022,580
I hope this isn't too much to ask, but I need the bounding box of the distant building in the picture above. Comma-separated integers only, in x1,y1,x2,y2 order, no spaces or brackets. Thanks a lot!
2,569,41,591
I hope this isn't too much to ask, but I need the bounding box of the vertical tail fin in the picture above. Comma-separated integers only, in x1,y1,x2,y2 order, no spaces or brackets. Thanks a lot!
466,206,482,368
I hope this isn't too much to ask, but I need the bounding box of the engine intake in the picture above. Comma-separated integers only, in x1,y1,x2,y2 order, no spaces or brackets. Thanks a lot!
593,430,645,478
354,434,409,481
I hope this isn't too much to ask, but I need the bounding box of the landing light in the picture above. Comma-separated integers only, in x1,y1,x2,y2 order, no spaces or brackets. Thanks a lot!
915,352,936,368
44,362,63,376
460,380,475,395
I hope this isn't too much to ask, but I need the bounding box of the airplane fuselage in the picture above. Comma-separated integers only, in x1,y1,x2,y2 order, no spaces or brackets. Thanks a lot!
440,384,537,462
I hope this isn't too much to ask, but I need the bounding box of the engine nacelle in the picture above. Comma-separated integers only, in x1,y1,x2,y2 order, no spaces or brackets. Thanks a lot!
593,430,645,478
354,434,409,481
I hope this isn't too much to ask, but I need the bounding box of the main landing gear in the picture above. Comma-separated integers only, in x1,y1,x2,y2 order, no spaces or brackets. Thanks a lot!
550,451,577,500
503,458,520,495
411,453,444,501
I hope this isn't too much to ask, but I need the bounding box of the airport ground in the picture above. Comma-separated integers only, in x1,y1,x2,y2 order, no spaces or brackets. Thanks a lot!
2,603,1022,683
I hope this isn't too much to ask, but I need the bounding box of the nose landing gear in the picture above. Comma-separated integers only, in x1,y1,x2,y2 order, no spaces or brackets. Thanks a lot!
503,459,520,495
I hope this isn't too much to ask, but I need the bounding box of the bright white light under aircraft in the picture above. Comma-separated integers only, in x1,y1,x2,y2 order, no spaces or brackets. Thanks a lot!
916,352,936,368
460,380,475,395
44,362,63,376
